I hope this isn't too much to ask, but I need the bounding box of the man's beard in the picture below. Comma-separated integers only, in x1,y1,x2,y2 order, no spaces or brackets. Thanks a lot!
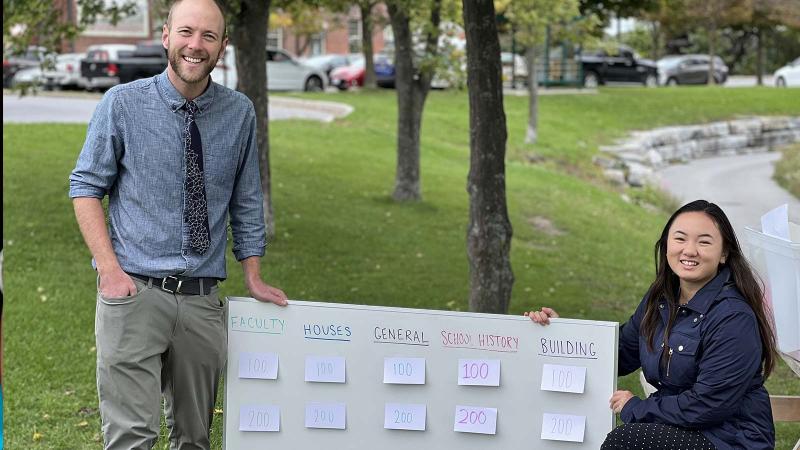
168,46,219,85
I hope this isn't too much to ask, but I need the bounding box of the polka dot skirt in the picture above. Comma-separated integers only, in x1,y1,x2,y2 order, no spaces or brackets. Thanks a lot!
600,423,717,450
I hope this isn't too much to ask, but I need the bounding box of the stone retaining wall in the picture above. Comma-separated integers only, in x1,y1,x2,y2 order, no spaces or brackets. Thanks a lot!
595,116,800,187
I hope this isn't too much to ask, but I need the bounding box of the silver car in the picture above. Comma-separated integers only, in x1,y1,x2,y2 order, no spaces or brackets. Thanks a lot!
43,53,87,90
657,54,728,86
211,45,328,92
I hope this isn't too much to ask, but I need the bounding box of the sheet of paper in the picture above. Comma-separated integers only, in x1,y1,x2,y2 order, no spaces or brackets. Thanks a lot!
383,357,426,384
305,356,346,383
761,204,791,241
238,352,278,380
540,413,586,442
457,358,500,386
540,364,586,394
453,405,497,435
304,402,346,429
239,405,280,432
384,403,426,431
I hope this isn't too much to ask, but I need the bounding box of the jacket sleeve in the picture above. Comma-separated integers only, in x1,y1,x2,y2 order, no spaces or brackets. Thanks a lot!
620,308,762,428
618,295,647,376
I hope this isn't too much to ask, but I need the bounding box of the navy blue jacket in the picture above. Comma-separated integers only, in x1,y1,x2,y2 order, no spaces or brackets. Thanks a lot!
619,267,775,450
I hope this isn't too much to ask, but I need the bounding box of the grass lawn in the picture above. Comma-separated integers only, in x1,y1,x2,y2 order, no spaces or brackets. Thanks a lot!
775,143,800,198
4,86,799,448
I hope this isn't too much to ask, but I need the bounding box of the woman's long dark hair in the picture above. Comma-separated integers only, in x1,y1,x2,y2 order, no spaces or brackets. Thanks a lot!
640,200,777,378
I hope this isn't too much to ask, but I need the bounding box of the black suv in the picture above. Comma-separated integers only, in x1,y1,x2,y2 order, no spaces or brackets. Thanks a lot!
579,45,658,87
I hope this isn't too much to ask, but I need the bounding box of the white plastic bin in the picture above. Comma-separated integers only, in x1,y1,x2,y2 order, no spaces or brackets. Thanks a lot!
743,225,800,376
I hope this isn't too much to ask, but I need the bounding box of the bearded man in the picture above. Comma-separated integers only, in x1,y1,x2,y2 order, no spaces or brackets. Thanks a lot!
69,0,287,448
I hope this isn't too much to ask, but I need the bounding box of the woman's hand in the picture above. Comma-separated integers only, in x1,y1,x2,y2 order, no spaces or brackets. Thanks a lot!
524,307,559,325
609,390,635,414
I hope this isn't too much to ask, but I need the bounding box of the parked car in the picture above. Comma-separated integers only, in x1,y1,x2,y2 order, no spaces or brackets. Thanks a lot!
374,54,396,88
3,46,48,88
301,53,353,79
501,52,528,85
42,52,87,90
578,45,658,87
10,65,43,87
210,45,327,91
774,56,800,87
80,44,137,91
657,54,728,86
329,56,365,90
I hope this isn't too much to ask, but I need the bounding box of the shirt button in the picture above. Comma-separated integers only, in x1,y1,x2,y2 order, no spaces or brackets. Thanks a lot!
659,304,664,309
693,318,698,323
660,342,665,348
678,345,684,351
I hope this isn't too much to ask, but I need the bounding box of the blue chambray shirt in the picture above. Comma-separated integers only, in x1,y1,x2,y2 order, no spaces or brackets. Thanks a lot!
69,71,266,280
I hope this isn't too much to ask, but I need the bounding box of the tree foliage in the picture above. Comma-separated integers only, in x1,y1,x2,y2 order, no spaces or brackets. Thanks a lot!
3,0,138,56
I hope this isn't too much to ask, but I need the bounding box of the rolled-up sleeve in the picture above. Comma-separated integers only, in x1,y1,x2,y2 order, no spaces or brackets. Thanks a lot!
69,90,124,199
621,310,762,428
229,104,267,261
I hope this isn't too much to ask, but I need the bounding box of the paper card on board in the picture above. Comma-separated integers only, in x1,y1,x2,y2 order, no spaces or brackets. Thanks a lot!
238,352,279,380
305,402,346,429
383,357,426,384
540,364,586,394
453,405,497,434
540,413,585,442
305,356,346,383
457,359,500,386
239,405,280,432
384,403,426,431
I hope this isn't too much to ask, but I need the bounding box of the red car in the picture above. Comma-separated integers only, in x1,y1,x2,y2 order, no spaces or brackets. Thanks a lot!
329,56,365,90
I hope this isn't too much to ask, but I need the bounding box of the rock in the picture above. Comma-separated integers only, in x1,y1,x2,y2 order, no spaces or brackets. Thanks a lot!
626,162,655,187
646,149,664,167
604,169,627,186
592,155,618,169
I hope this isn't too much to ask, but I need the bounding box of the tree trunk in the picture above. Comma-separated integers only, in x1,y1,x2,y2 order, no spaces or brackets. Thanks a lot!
755,27,764,86
360,2,377,89
387,1,441,202
524,45,538,144
649,21,661,60
231,0,274,238
462,0,514,314
707,24,717,85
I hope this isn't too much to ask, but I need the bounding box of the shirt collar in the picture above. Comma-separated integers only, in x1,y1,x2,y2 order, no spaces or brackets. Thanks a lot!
677,266,732,314
156,70,217,114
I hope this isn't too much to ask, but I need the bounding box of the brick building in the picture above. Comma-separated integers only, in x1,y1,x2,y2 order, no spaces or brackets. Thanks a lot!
57,0,390,58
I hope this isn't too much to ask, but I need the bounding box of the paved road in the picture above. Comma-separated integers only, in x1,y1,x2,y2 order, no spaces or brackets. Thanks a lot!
657,152,800,235
3,91,352,124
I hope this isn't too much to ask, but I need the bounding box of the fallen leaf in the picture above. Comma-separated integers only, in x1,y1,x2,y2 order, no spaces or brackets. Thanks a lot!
33,431,43,441
77,421,89,427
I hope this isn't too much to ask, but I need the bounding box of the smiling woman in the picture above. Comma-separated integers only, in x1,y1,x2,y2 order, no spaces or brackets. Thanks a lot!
528,200,779,450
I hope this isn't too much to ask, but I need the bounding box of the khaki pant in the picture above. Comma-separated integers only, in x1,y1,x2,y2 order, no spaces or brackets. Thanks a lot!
95,276,226,450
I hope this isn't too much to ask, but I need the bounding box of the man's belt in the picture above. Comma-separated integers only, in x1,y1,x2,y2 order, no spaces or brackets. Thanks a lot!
129,273,218,296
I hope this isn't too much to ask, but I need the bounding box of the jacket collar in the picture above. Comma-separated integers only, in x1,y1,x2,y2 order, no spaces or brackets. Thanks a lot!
156,70,216,115
660,266,732,315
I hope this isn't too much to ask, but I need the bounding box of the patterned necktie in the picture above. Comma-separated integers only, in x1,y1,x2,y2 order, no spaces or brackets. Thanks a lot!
183,101,210,254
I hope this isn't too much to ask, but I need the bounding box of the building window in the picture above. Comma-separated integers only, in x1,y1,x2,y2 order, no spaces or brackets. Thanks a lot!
348,18,361,53
267,29,283,49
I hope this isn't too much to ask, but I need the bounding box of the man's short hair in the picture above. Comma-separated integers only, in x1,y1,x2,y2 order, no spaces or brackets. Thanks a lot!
166,0,227,38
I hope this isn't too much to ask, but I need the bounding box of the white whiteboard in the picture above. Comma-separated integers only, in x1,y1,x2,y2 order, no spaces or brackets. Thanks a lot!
224,298,619,449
